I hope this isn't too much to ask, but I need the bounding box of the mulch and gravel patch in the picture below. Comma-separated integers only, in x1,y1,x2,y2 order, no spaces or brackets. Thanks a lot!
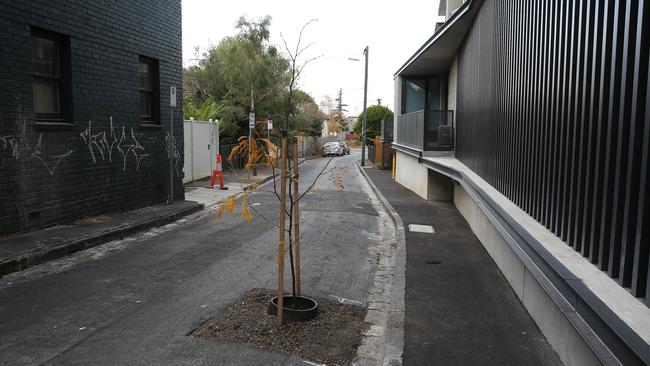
192,288,369,365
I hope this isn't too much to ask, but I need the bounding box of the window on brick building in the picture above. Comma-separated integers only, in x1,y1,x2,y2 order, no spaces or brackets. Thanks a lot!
31,28,71,123
138,56,159,124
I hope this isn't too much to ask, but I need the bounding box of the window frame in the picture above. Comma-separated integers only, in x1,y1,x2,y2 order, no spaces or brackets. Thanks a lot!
138,55,160,125
31,27,72,125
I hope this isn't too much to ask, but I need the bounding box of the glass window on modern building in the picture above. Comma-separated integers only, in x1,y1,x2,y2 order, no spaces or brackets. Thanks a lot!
138,56,159,124
31,28,71,123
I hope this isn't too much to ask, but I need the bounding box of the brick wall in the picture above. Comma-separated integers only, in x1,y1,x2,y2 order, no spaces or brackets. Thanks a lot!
0,0,184,235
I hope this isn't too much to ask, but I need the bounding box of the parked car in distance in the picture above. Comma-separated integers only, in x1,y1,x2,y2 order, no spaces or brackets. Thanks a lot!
338,141,350,155
322,142,343,156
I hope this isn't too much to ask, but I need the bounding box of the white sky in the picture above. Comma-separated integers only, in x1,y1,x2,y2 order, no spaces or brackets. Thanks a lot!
182,0,442,116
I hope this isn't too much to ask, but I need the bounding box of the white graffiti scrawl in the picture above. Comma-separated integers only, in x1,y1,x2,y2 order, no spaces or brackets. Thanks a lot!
80,117,149,172
165,131,181,175
0,102,73,175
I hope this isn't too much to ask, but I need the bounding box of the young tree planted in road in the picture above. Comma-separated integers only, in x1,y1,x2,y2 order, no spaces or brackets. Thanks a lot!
215,19,339,327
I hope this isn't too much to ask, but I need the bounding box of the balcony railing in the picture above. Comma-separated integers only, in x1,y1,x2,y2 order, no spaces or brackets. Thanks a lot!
395,109,454,152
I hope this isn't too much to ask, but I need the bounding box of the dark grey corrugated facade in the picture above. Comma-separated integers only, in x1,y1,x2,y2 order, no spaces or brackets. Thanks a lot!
0,0,184,235
456,0,649,304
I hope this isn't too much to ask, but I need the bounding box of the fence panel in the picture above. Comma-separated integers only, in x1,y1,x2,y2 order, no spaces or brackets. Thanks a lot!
183,119,218,183
395,110,424,150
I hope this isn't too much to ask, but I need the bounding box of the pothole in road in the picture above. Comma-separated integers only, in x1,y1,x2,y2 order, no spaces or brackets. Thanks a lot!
424,260,443,265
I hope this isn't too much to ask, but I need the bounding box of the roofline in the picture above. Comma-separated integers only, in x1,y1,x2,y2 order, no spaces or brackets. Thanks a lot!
394,0,477,78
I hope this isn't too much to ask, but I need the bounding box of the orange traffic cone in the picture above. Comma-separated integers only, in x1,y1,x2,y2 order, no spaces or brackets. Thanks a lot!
210,154,228,190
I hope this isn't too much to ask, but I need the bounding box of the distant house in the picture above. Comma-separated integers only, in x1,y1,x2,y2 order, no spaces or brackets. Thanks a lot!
392,0,650,365
0,1,183,235
343,116,357,132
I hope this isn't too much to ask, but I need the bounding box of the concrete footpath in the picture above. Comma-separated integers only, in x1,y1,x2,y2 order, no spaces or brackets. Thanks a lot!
184,165,274,208
0,200,203,277
0,161,301,279
361,165,562,366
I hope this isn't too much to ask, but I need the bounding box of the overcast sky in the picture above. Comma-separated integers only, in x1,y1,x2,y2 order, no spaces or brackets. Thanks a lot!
182,0,442,116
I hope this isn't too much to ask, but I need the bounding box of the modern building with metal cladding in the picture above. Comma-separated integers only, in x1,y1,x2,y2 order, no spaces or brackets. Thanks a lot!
0,1,184,235
392,0,649,365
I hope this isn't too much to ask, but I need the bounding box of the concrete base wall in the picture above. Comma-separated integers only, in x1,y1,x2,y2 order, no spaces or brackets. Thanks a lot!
427,169,453,201
395,151,429,200
453,184,601,366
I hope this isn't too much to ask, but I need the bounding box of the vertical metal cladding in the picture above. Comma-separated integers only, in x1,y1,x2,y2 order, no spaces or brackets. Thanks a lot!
456,0,650,303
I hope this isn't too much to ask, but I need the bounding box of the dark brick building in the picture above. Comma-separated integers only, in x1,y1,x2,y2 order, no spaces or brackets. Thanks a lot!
0,0,184,235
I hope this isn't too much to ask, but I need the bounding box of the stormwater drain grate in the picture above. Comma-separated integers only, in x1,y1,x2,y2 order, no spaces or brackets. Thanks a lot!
424,260,443,265
408,224,435,233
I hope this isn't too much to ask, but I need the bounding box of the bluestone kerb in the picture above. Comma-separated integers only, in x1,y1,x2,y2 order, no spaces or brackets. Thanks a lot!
355,161,406,366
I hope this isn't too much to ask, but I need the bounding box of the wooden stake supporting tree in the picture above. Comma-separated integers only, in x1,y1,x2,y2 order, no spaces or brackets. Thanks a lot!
292,141,301,297
277,138,287,326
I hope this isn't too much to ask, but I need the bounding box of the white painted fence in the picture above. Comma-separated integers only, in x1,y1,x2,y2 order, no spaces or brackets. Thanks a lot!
183,119,219,184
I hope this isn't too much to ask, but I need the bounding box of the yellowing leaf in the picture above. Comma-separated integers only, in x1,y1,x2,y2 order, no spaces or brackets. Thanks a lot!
215,204,225,222
225,196,236,213
228,145,240,161
242,203,252,223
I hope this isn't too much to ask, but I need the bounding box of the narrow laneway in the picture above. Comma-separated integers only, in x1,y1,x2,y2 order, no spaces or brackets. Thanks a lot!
0,152,388,365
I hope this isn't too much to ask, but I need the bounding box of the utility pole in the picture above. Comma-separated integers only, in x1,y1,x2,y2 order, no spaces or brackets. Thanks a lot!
361,46,369,166
169,86,177,203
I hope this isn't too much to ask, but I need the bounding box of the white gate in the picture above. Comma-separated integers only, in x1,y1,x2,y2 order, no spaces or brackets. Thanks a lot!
183,118,219,184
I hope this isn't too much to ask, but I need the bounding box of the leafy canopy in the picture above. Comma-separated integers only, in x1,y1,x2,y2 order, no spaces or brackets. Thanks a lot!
354,105,394,141
182,16,322,142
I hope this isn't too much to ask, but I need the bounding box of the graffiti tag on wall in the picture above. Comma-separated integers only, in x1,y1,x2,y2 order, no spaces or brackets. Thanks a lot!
165,131,181,175
0,103,73,175
80,117,149,172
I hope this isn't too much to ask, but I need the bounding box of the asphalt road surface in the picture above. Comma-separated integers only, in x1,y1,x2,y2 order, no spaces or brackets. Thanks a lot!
0,150,389,365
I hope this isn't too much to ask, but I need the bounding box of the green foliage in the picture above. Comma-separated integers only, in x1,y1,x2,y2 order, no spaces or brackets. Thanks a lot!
182,16,291,141
354,105,394,142
183,96,223,121
182,15,324,143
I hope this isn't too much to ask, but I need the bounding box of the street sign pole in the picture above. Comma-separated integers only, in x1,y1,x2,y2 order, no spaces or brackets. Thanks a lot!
249,112,256,177
361,46,369,166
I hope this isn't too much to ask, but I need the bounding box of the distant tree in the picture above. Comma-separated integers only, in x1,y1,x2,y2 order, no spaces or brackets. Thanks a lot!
291,90,324,136
182,16,290,141
319,95,334,115
218,16,290,138
354,104,393,143
181,15,324,146
332,88,347,124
